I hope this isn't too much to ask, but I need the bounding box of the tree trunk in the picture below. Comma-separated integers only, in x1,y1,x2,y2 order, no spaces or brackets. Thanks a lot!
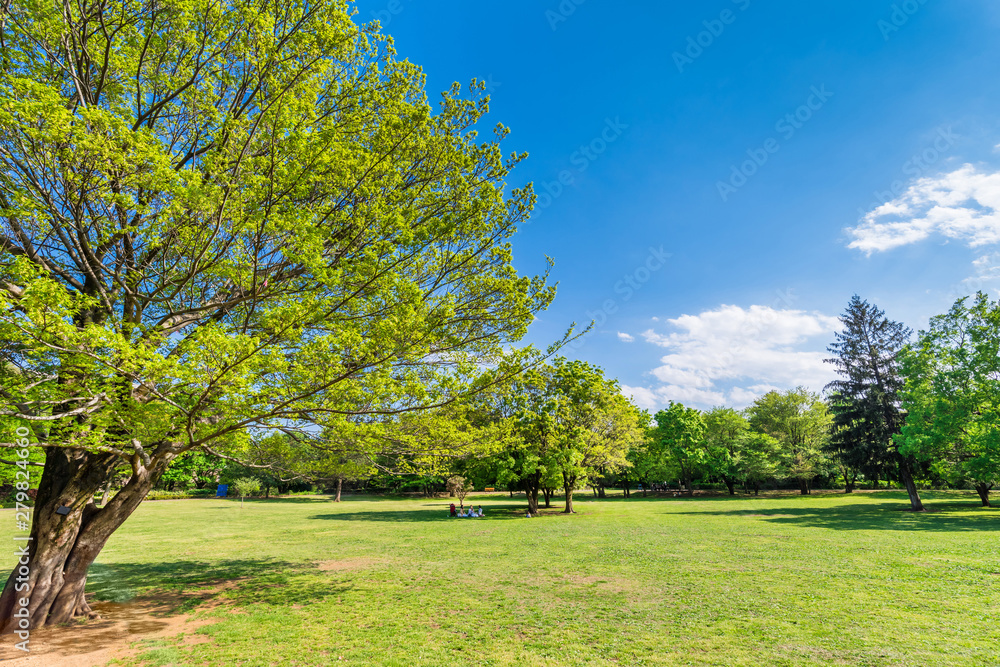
597,486,606,499
542,488,551,508
335,477,343,502
843,467,856,493
0,447,170,634
974,483,992,508
526,488,538,514
562,473,575,514
683,472,693,496
524,474,540,514
753,482,760,496
798,478,810,495
898,458,924,511
724,478,736,496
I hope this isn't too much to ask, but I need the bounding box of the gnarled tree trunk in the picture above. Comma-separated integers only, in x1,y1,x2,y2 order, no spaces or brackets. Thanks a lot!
0,447,170,633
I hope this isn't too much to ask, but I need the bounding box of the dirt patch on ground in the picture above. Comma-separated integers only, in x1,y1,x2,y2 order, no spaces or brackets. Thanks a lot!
316,558,381,572
562,574,636,594
0,587,228,667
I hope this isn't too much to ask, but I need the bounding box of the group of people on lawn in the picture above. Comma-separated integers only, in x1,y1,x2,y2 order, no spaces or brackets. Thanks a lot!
450,504,484,518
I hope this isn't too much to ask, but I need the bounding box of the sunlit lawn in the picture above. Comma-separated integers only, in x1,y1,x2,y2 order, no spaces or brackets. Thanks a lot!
2,490,999,666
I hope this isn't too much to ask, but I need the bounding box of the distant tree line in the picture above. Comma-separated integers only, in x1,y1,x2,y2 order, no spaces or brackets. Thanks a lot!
3,294,995,514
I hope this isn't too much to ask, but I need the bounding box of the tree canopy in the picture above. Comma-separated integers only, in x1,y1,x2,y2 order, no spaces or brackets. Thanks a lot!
897,293,1000,507
0,0,555,631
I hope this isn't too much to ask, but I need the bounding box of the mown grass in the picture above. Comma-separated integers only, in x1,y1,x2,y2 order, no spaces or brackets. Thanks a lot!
2,490,999,666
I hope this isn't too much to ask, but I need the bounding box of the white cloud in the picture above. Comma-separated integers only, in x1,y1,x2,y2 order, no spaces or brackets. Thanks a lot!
848,164,1000,253
626,305,840,411
617,332,635,343
959,252,1000,295
621,385,661,412
728,384,782,406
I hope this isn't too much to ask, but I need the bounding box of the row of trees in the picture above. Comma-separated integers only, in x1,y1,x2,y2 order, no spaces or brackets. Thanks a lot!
162,293,998,517
826,294,1000,510
643,390,832,498
431,294,1000,512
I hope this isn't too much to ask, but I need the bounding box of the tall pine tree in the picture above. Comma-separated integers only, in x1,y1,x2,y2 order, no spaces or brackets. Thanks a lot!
825,296,924,511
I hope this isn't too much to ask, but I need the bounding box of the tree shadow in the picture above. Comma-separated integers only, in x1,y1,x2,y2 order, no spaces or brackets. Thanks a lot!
670,500,999,532
310,504,530,523
217,496,331,504
87,558,352,611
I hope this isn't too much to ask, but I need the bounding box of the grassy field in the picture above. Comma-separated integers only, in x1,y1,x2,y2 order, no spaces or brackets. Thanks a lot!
2,490,998,666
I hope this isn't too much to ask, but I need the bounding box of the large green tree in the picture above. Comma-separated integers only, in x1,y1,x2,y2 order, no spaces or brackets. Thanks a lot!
651,402,706,496
746,389,831,495
896,293,1000,507
508,359,641,514
548,361,644,513
825,296,923,509
0,0,555,630
703,406,749,495
734,431,782,495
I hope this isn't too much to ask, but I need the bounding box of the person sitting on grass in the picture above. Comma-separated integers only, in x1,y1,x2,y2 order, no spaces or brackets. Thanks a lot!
466,507,475,518
477,506,484,517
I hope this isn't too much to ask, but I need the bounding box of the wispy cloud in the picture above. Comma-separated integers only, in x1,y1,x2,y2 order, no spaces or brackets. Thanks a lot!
617,332,635,343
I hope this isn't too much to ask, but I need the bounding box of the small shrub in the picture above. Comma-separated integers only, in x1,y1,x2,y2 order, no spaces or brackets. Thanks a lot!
145,488,215,501
230,477,262,498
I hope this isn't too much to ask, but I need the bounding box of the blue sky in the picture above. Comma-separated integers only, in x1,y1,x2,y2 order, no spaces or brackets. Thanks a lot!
353,0,1000,411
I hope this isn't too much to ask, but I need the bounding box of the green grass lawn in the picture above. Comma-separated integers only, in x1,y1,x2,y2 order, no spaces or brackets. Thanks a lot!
3,491,999,666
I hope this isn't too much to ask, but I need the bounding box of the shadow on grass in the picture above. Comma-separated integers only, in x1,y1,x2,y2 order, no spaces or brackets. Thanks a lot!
217,496,331,504
671,500,999,532
310,504,532,523
88,558,352,611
